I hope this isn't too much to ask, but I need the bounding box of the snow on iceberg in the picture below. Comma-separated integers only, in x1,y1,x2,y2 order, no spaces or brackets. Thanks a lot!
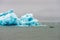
0,9,40,26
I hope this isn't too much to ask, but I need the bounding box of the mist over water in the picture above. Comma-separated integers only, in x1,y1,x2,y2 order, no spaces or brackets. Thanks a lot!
0,0,60,19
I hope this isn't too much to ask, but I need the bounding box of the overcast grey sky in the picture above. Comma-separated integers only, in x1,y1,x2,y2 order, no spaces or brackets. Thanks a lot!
0,0,60,22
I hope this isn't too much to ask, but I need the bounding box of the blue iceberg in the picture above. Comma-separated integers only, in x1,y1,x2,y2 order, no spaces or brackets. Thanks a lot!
19,13,40,26
0,9,20,26
0,9,40,26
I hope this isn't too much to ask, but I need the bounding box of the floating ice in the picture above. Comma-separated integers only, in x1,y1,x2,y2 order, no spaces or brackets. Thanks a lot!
0,9,19,26
19,13,40,26
0,9,40,26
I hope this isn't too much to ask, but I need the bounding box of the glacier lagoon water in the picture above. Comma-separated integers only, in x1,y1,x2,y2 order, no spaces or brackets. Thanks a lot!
0,9,40,27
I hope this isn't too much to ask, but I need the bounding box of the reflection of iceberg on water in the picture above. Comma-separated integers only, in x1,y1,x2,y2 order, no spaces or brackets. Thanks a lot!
0,9,40,27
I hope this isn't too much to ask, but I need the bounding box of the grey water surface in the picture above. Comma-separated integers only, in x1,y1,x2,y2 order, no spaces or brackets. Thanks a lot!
0,22,59,40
